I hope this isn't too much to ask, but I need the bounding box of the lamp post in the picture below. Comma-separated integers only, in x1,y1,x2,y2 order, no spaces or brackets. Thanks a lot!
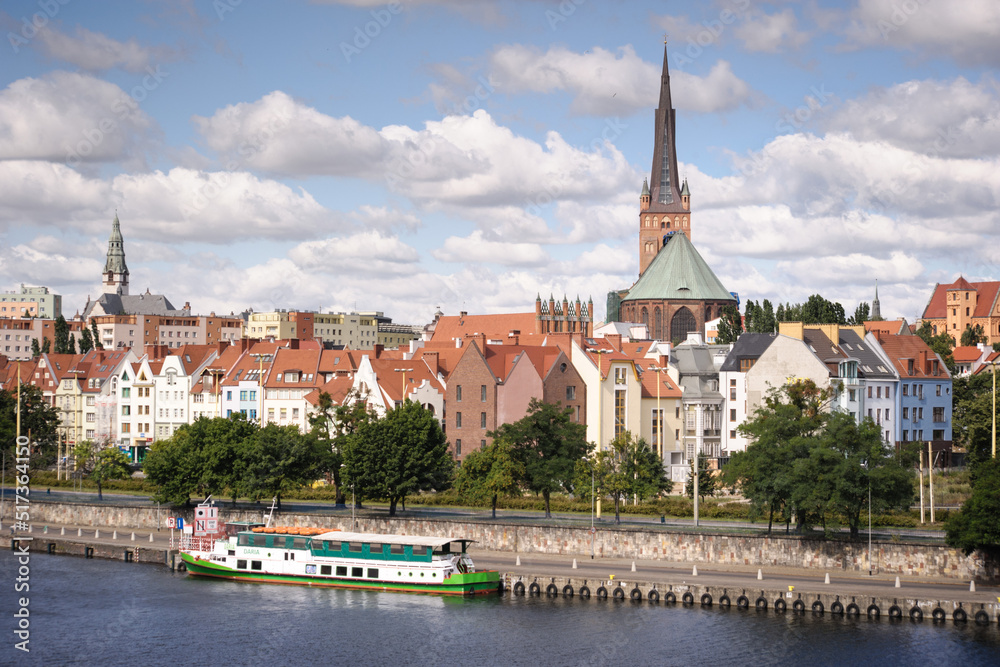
991,359,997,459
649,365,663,459
589,348,606,520
590,457,595,559
394,368,414,407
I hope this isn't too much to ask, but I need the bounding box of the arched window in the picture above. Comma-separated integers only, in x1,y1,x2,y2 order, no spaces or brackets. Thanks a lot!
641,307,649,329
653,216,658,227
674,216,680,227
683,216,688,226
671,307,697,342
654,307,662,340
706,306,712,321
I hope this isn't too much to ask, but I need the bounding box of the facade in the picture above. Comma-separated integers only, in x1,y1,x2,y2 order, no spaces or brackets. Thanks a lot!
445,341,498,460
245,310,379,348
671,336,724,479
93,313,242,351
921,277,1000,346
718,333,777,454
0,285,61,319
0,318,84,361
876,334,953,451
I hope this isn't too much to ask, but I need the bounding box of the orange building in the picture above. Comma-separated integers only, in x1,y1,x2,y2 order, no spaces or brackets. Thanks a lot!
920,277,1000,345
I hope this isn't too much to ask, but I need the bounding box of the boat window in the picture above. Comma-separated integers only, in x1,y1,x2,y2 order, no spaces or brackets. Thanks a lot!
389,544,405,555
336,566,347,576
351,567,363,577
251,561,262,571
368,544,383,555
251,535,268,547
321,565,332,575
432,543,452,556
237,559,247,569
270,536,287,548
293,538,307,550
326,541,342,552
237,535,249,546
367,568,379,579
348,543,363,553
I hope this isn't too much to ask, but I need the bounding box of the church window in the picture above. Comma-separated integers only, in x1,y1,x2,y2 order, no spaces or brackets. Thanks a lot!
674,216,679,227
706,307,712,321
670,307,696,342
653,216,658,226
641,307,649,329
644,216,650,227
659,130,673,204
654,307,662,340
683,216,688,226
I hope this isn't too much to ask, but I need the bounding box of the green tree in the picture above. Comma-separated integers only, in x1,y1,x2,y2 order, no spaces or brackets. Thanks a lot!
583,432,668,524
90,320,104,350
455,439,525,519
68,335,77,354
30,338,40,358
952,382,999,467
685,455,717,502
490,399,589,518
41,337,50,354
0,384,61,467
960,324,987,347
238,424,334,508
946,458,1000,556
757,299,776,333
74,442,132,500
343,400,453,516
79,326,94,353
849,302,871,326
306,390,346,504
326,389,377,507
716,305,743,345
53,315,69,353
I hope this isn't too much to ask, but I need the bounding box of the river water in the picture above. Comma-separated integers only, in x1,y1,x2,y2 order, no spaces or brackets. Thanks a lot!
2,550,998,666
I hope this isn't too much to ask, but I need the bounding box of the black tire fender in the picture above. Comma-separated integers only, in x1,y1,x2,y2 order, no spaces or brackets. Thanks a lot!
909,606,923,621
932,607,946,622
596,586,608,600
546,583,558,597
831,601,844,615
579,585,591,599
528,582,541,596
755,596,768,610
774,598,787,612
648,589,660,603
719,594,731,608
682,591,695,605
513,581,525,596
867,604,880,619
562,584,574,598
612,587,625,601
846,603,860,616
630,587,642,602
665,591,677,604
888,605,902,619
736,595,750,609
953,607,967,624
812,600,825,614
701,593,713,607
974,610,990,626
793,599,806,612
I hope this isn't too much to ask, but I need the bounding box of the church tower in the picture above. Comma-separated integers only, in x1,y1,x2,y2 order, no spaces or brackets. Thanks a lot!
102,212,129,296
871,280,881,321
638,46,691,277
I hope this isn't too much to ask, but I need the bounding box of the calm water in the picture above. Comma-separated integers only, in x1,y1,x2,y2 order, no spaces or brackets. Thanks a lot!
2,550,998,667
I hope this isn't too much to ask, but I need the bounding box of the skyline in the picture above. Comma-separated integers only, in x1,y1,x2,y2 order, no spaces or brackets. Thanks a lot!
1,0,998,326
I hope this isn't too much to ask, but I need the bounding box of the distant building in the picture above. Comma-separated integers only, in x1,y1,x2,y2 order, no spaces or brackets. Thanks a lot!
245,310,379,348
0,284,62,319
921,276,1000,346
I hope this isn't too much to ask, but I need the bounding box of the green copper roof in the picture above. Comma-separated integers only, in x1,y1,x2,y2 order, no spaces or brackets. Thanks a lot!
104,213,128,275
623,232,734,302
680,179,690,196
641,178,650,197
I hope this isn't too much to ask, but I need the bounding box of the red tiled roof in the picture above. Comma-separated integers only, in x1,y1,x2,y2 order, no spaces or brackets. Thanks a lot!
877,334,952,379
864,320,908,335
265,348,323,388
923,279,1000,319
368,358,444,402
430,312,537,344
973,351,1000,376
305,376,356,406
952,346,984,363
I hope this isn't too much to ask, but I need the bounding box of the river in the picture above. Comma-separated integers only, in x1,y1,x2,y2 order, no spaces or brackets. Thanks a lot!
2,551,997,666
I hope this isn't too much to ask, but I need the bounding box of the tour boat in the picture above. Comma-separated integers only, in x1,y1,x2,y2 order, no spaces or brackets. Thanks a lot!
179,522,499,596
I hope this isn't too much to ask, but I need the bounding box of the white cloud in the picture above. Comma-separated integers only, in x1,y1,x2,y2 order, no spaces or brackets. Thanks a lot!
34,25,180,72
776,251,925,287
0,243,104,286
0,72,157,164
734,9,810,53
486,44,754,115
842,0,1000,66
432,231,550,266
288,230,421,275
823,76,1000,159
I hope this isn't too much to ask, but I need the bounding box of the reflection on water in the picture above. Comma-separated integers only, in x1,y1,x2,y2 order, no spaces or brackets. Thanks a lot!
1,551,997,667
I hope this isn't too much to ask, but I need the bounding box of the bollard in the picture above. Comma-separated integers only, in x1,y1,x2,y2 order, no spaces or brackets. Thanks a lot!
61,527,65,536
757,569,763,581
78,528,82,537
632,561,636,572
895,576,901,588
970,581,976,593
43,525,48,534
113,530,118,540
824,573,830,584
516,555,521,566
692,566,698,576
131,532,136,542
95,530,100,539
572,559,577,569
149,533,155,543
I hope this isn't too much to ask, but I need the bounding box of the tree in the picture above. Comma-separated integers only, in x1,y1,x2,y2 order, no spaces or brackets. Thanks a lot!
849,302,871,326
716,305,743,345
79,326,94,354
946,458,1000,556
583,432,669,524
323,388,376,507
685,455,717,501
74,442,132,500
30,338,40,358
238,424,334,508
90,320,104,350
952,380,999,467
960,324,987,347
490,399,589,518
0,384,61,467
757,299,776,333
54,315,69,354
343,400,453,516
67,335,77,354
455,439,525,519
41,337,50,354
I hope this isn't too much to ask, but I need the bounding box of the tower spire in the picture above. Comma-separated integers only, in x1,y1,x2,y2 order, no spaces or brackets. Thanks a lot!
649,44,681,210
103,212,129,296
871,280,881,321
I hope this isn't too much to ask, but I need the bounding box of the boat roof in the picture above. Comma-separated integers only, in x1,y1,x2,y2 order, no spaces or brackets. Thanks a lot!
313,531,474,547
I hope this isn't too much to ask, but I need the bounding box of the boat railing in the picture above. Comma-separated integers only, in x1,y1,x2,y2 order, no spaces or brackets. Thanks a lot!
177,533,226,552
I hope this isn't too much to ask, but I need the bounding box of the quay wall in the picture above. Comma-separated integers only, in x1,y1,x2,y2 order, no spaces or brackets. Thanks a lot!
6,500,997,584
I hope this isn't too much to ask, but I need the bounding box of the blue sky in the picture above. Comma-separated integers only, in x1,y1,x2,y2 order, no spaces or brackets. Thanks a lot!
1,0,998,326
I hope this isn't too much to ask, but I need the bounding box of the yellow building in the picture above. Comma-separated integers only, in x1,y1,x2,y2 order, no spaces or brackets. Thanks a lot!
921,277,1000,345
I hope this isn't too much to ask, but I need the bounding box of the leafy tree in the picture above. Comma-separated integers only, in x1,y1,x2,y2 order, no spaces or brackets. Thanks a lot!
74,441,132,500
849,302,870,326
79,326,94,354
325,388,376,507
583,432,669,524
343,399,453,516
455,439,525,518
685,455,717,502
960,324,987,347
67,334,77,354
716,305,743,345
952,381,999,468
91,320,104,350
30,338,40,358
54,315,69,354
239,424,334,508
0,384,61,467
993,342,1000,353
946,458,1000,556
41,337,50,354
756,299,776,333
490,399,589,518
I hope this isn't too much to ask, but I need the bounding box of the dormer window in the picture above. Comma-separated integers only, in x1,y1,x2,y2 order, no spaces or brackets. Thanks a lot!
286,371,299,383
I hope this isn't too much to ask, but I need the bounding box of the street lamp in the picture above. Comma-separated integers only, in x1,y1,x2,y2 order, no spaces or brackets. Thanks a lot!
394,367,414,407
990,359,997,459
586,347,606,520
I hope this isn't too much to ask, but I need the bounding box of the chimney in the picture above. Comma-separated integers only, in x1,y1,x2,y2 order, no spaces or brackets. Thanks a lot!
423,351,439,375
374,344,384,359
919,349,928,373
460,311,468,318
605,333,623,352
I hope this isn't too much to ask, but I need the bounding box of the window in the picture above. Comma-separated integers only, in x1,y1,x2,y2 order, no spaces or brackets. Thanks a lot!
885,387,891,400
226,390,232,400
455,412,462,428
456,385,462,401
121,423,130,434
321,565,332,576
237,560,247,570
614,389,626,439
933,407,945,422
730,409,736,421
902,407,909,419
122,405,130,416
249,390,256,401
481,385,487,402
936,384,942,396
455,439,461,456
251,561,262,571
730,430,736,439
885,409,890,421
336,566,347,576
351,567,363,577
876,386,881,399
739,358,754,372
566,386,576,400
933,429,945,440
367,568,379,579
902,430,908,442
849,389,856,402
902,384,908,396
480,412,486,428
730,388,736,400
868,386,872,398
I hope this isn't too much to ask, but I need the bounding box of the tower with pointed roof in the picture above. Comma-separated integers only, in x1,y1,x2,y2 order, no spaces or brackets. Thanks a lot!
102,213,129,296
871,280,881,321
638,46,692,277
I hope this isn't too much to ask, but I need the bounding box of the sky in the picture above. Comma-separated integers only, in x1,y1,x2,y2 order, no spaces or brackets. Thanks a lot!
1,0,998,327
